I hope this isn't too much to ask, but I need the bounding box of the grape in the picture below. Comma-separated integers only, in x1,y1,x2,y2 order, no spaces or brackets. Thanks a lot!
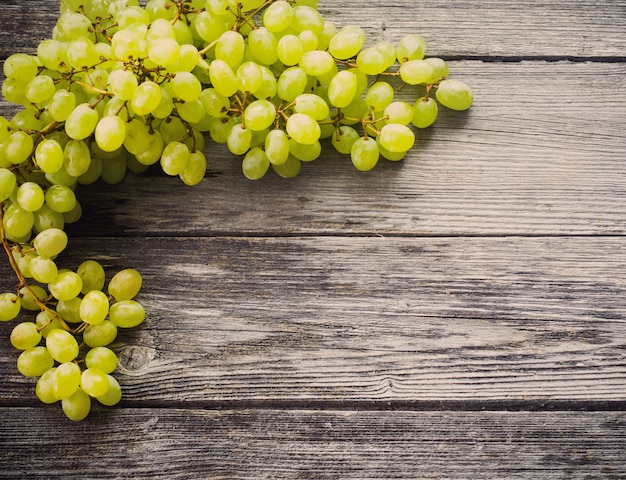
0,292,22,322
30,256,59,284
436,79,474,111
209,59,239,97
291,5,324,34
109,299,146,328
227,124,252,156
328,70,358,108
83,320,118,348
107,69,138,100
286,113,320,145
56,297,82,323
277,67,308,102
412,96,438,128
64,139,92,176
215,31,245,70
396,34,427,63
132,81,162,116
54,361,81,399
45,184,77,213
95,115,127,152
148,38,180,67
77,260,106,293
289,139,321,162
351,136,379,172
108,268,143,301
3,54,39,82
81,367,110,397
36,310,65,338
86,347,118,374
299,50,335,76
244,100,277,131
80,290,110,325
331,126,360,155
48,270,83,301
62,387,91,421
36,367,59,404
399,59,435,85
19,285,48,311
65,104,99,140
384,101,414,126
425,57,449,83
6,131,34,165
35,139,64,174
25,76,56,105
160,141,190,176
277,35,304,66
378,124,415,153
247,28,279,66
179,150,207,186
17,346,55,377
328,25,365,60
10,322,41,350
0,168,17,202
194,10,227,43
265,129,290,166
46,328,79,363
33,228,68,258
242,147,270,180
96,375,122,406
3,203,34,240
272,153,302,179
294,93,330,121
263,1,294,32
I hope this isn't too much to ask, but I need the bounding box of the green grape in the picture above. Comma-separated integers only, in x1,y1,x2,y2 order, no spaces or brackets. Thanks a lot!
193,10,227,43
124,118,151,155
111,28,147,61
378,123,415,153
45,184,77,213
148,38,180,67
18,285,47,311
95,115,127,152
96,375,122,406
67,37,99,69
168,44,199,73
247,27,279,66
6,131,34,165
77,154,103,185
435,79,474,111
209,59,238,97
289,138,321,162
77,260,106,293
30,256,59,284
11,109,44,133
377,137,407,161
17,346,54,377
0,116,10,143
33,204,65,233
135,130,164,166
46,328,79,363
63,201,82,224
64,139,92,177
328,70,358,108
109,299,146,328
179,150,207,186
328,25,365,60
263,0,293,32
10,322,42,350
293,93,330,121
62,387,91,421
199,88,230,118
277,67,308,102
331,125,360,154
108,268,143,301
265,129,290,166
206,0,230,15
286,113,320,145
83,320,118,348
160,141,190,176
356,47,389,76
384,101,414,125
99,151,128,185
86,347,118,374
272,153,301,178
396,33,427,63
25,76,56,104
399,59,435,85
299,50,335,76
2,78,27,106
227,124,252,156
36,367,59,404
3,203,34,240
177,99,206,124
412,96,438,128
3,53,39,82
351,136,379,172
56,297,82,324
146,17,176,41
79,290,110,326
244,99,277,131
107,69,139,101
291,5,324,34
0,292,22,322
241,147,270,180
33,227,68,258
37,39,65,70
160,117,189,145
81,368,110,397
0,168,17,202
209,117,234,144
48,270,83,302
56,11,92,40
35,138,64,174
424,57,449,83
236,61,263,94
54,361,81,399
36,310,65,338
131,81,162,116
215,30,245,69
65,104,99,140
277,35,304,66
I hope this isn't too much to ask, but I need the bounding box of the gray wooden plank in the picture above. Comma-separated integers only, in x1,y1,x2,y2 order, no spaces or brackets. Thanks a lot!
0,408,624,479
2,236,625,402
1,0,625,58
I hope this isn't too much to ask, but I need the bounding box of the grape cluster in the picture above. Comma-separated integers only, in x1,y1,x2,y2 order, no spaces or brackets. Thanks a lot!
0,0,473,419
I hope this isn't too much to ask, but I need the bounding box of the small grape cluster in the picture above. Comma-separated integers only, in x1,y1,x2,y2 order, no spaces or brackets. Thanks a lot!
0,0,473,419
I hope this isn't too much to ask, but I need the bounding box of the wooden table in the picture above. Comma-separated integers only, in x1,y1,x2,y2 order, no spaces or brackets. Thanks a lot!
1,1,625,478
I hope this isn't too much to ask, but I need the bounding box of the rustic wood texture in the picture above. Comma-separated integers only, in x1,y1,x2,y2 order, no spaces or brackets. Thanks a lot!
1,0,625,478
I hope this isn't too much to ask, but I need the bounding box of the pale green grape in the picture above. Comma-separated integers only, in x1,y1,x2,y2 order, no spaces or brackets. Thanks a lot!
36,367,59,404
56,297,82,324
424,57,449,83
193,10,227,43
168,43,198,73
107,69,138,100
6,131,34,165
227,124,252,155
77,260,106,293
30,256,59,284
86,347,118,374
33,228,68,258
54,361,81,399
18,285,47,311
277,67,308,102
35,138,64,174
435,79,474,111
242,147,270,180
351,136,379,171
95,115,127,152
293,93,330,121
265,129,290,166
96,375,122,406
244,99,276,131
25,76,56,105
399,59,434,85
286,113,320,145
83,320,118,348
247,28,279,66
124,118,151,155
289,138,321,162
10,322,41,350
0,168,17,202
37,39,65,70
46,328,79,363
412,96,438,128
63,139,92,177
3,203,34,240
45,184,77,213
146,17,176,41
331,125,360,154
81,367,110,397
377,137,407,161
356,47,389,76
17,346,54,377
36,310,65,338
299,50,334,76
328,25,365,60
277,35,304,66
160,141,190,176
209,59,238,97
109,299,146,328
384,101,414,125
215,31,245,69
80,290,110,325
209,117,234,144
291,5,324,34
65,104,99,140
3,53,39,82
132,80,162,116
33,204,65,233
67,37,99,69
236,61,263,94
99,151,128,185
272,153,302,178
328,70,358,108
148,37,180,67
0,292,22,322
199,88,229,118
108,268,143,301
263,0,293,32
111,28,147,61
63,200,82,224
135,130,164,166
62,387,91,421
179,150,207,186
378,123,415,153
396,33,427,63
177,99,206,124
48,270,83,302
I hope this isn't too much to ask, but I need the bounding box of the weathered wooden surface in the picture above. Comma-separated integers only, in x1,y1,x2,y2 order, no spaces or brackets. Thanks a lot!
1,0,626,478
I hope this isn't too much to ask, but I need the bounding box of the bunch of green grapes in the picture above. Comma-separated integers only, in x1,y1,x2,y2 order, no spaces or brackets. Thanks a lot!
0,0,473,420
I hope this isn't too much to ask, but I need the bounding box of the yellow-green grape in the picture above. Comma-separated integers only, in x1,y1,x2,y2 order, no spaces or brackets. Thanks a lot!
80,290,110,325
160,141,190,176
148,37,180,67
289,139,321,162
236,61,263,94
62,387,91,421
277,67,308,102
35,310,65,338
54,361,81,399
277,35,304,66
265,129,290,166
424,57,449,83
46,328,79,363
272,153,302,179
2,203,34,241
109,299,146,328
331,126,360,155
96,375,122,406
291,5,324,34
65,104,99,140
132,81,162,116
56,297,82,324
378,123,415,153
6,131,34,165
10,322,41,350
48,270,83,301
81,367,110,397
199,88,230,118
108,268,143,301
3,53,39,82
85,347,118,374
33,227,68,258
76,260,106,294
412,96,438,128
179,150,207,186
244,99,277,131
209,59,238,97
396,33,427,63
262,0,294,32
36,367,59,404
124,118,151,155
107,69,138,100
83,320,118,348
293,93,330,121
299,50,335,76
45,184,77,213
63,139,91,177
215,31,245,69
242,147,270,180
399,59,435,85
25,75,56,104
227,124,252,156
18,285,47,311
0,168,17,202
328,25,365,60
384,101,414,126
286,113,320,145
17,346,54,377
16,182,45,212
435,79,474,111
350,136,379,172
328,70,358,109
193,10,227,43
247,27,279,66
